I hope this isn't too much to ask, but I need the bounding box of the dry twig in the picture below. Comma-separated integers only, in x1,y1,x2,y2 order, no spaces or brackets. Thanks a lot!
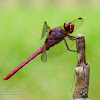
73,34,90,100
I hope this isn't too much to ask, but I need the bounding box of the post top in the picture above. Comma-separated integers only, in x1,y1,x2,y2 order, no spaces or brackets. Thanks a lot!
76,33,84,38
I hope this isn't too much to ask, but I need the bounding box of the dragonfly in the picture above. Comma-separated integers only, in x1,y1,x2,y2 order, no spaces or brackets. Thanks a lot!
3,18,83,80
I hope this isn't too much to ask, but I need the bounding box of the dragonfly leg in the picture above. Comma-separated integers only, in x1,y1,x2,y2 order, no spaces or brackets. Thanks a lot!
68,35,76,40
64,38,77,52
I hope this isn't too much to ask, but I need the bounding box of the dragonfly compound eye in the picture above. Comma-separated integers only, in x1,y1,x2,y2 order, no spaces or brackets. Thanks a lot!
70,23,74,30
64,22,71,32
69,23,74,33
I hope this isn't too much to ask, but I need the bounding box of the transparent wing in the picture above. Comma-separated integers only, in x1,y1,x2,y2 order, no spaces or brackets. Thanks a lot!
41,43,47,62
41,18,83,57
56,17,84,32
41,21,51,39
46,37,75,57
71,18,84,32
56,24,64,29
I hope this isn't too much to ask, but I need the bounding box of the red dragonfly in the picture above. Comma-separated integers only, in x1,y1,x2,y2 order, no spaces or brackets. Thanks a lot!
3,18,83,80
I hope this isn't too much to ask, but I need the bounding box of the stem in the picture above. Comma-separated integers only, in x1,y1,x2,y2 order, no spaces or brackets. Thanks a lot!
73,34,90,100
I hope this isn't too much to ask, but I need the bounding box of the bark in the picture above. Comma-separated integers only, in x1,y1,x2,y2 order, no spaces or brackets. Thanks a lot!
73,34,90,100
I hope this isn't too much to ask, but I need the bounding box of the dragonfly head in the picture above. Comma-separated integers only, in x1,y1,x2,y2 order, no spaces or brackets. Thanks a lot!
64,22,74,34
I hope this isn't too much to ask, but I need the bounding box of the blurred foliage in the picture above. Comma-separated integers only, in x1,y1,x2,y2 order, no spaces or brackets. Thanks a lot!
0,2,100,100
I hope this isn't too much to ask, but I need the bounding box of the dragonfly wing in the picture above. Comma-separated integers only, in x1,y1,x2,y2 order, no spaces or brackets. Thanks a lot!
41,21,51,39
71,18,84,32
41,43,47,62
41,18,83,57
56,18,83,32
56,25,64,29
46,37,75,57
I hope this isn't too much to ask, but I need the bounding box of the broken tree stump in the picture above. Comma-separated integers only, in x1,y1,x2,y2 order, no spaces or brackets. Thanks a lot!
73,34,90,100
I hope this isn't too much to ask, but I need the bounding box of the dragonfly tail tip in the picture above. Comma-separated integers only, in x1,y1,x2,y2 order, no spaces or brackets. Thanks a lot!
3,77,7,80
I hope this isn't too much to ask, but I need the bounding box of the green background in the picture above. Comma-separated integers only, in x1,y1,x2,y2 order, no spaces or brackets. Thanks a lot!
0,1,100,100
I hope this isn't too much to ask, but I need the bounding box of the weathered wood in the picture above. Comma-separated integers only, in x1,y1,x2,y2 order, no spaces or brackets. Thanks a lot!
73,34,90,100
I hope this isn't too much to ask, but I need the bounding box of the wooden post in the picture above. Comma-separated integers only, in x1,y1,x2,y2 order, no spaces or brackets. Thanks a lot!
73,34,90,100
